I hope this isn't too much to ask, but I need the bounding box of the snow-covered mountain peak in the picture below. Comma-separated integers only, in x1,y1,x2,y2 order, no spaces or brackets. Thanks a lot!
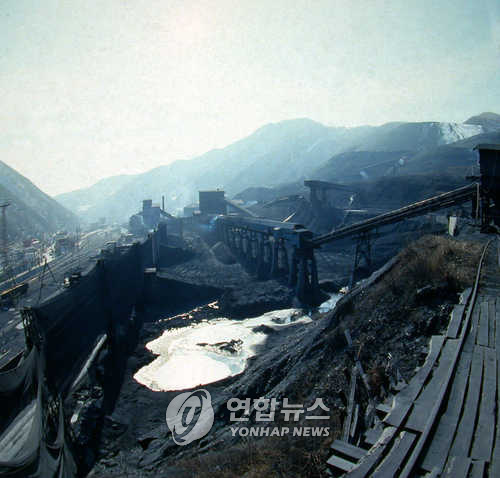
439,122,483,145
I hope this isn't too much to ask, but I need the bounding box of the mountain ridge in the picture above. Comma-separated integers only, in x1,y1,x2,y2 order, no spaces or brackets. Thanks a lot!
0,160,77,240
55,114,499,223
464,112,500,132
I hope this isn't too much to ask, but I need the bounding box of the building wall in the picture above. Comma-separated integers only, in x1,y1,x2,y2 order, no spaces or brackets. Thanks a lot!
199,190,226,215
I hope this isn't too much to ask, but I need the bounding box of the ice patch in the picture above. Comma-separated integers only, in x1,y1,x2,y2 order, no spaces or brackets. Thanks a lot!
134,295,341,391
317,293,342,313
134,309,311,391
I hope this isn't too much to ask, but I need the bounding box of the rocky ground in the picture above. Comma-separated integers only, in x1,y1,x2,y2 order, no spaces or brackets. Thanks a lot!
76,230,484,478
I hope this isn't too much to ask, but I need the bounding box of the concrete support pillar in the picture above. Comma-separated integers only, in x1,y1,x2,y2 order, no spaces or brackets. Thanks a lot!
229,228,236,251
235,231,243,256
270,239,280,277
288,247,297,286
141,267,156,307
242,233,248,256
239,231,245,256
242,234,249,262
280,245,289,277
349,233,372,289
232,230,237,249
256,238,268,279
295,254,309,302
247,233,257,272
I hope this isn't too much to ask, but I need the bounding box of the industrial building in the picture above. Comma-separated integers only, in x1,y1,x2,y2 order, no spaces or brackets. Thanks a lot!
199,190,227,215
129,199,174,235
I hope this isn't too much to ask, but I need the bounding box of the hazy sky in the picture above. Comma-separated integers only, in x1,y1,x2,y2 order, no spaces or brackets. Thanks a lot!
1,0,499,195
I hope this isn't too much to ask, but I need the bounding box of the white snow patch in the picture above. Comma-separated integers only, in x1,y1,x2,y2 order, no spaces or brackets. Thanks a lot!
439,123,483,145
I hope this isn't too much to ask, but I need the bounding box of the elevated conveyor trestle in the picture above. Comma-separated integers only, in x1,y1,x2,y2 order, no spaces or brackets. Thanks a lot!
215,216,323,305
312,183,479,247
349,232,373,289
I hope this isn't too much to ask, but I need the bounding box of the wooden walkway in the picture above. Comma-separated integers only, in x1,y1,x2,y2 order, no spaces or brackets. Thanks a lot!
328,236,500,477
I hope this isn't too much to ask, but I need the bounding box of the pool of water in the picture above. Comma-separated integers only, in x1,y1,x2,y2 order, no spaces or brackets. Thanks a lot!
134,294,341,391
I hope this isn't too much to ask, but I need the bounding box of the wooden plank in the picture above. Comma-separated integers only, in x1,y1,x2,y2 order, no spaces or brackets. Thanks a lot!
343,367,358,441
384,397,412,429
463,324,477,355
375,403,391,415
415,339,459,407
445,350,473,417
406,339,459,432
442,455,471,477
495,297,500,353
449,346,484,458
488,299,496,348
421,413,459,473
490,303,500,475
346,427,397,478
419,350,474,471
326,454,356,472
422,351,472,473
469,307,481,347
477,301,489,346
405,402,428,432
491,329,500,478
447,304,465,338
401,341,473,478
401,335,446,402
330,440,366,460
371,431,416,478
364,426,382,446
490,439,500,475
420,346,472,471
384,335,445,428
469,460,486,478
350,404,360,440
471,347,496,461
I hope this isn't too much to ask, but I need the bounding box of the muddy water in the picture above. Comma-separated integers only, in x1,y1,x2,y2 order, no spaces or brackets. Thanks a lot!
134,294,341,391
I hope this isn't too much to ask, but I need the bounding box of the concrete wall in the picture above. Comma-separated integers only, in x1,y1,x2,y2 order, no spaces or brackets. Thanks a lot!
31,238,150,396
